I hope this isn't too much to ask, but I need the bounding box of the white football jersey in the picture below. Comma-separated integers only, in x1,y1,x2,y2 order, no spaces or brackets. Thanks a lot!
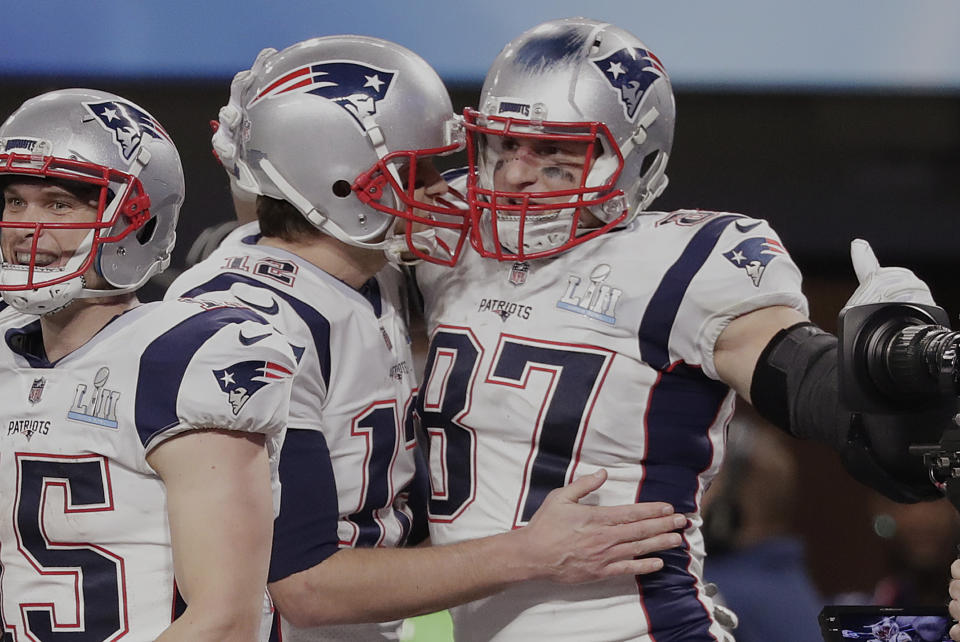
165,222,425,642
0,298,297,642
0,300,31,325
415,210,808,641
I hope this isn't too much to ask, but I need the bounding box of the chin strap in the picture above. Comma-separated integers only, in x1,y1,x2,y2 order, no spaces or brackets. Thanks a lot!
75,281,148,300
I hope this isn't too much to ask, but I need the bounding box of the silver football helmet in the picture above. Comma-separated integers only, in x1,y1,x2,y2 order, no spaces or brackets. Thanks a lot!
213,35,469,265
465,17,675,260
0,88,185,314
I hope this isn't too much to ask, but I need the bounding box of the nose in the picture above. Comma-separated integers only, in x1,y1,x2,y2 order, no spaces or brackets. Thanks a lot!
421,170,449,200
6,201,52,225
498,150,540,190
2,203,42,240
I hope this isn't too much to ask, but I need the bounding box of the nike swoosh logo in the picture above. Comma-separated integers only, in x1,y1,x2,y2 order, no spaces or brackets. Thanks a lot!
734,221,762,233
235,294,280,316
238,331,271,346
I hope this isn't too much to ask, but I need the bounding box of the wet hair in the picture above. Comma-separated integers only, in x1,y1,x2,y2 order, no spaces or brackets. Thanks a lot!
256,195,325,242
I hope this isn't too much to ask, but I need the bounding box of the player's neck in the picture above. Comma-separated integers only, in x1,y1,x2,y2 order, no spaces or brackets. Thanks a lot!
39,293,140,362
258,235,386,289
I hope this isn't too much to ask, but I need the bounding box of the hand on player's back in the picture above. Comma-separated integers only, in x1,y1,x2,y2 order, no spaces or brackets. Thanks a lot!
514,469,685,584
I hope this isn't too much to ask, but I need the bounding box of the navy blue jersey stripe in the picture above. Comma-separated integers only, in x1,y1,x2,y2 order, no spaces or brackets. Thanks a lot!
357,276,383,317
135,306,268,447
639,547,718,641
638,215,739,370
404,446,431,546
177,273,332,390
639,363,727,512
441,166,469,182
4,319,48,367
172,581,186,620
268,428,341,582
637,362,727,639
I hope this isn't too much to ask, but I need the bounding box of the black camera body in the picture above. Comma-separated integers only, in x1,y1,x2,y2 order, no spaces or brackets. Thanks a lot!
839,303,955,413
839,302,960,504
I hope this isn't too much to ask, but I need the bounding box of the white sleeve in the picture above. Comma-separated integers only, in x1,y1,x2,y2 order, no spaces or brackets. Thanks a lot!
137,310,299,516
672,218,809,380
137,314,297,451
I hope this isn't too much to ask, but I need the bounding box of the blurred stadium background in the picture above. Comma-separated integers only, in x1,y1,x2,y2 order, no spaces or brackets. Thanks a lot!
4,2,958,639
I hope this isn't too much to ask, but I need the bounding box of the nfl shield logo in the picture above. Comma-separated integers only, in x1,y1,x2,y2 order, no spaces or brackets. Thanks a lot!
509,261,530,287
29,377,46,404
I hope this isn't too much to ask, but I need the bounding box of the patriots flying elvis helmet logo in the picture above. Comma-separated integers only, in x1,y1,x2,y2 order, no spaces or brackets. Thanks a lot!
84,101,171,161
213,359,293,415
247,61,397,129
592,47,666,120
723,236,787,287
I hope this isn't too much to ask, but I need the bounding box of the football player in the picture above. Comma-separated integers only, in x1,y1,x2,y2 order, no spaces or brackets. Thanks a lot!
0,89,299,641
413,17,946,641
168,36,690,641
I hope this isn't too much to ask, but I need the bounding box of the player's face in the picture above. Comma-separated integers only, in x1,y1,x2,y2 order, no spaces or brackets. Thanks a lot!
491,136,589,194
1,180,99,269
396,156,464,226
389,157,467,263
489,135,601,227
400,158,449,205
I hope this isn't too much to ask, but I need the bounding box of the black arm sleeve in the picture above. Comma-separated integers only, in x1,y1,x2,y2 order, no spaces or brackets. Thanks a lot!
750,322,945,502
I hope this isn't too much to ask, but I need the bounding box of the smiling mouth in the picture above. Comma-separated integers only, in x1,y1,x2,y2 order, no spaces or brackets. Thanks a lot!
498,193,574,208
495,199,566,221
11,251,61,269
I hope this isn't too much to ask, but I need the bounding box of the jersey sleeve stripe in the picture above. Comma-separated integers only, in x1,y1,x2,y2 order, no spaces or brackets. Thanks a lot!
178,273,332,389
268,428,341,582
135,306,270,447
638,215,740,370
639,362,728,512
638,546,718,640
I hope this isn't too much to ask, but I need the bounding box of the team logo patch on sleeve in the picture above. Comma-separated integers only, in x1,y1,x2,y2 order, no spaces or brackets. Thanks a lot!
84,100,171,160
213,360,293,415
591,47,666,120
246,60,396,130
723,237,786,286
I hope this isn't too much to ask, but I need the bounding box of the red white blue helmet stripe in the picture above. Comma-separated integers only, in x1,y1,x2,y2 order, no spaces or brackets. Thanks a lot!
247,60,396,128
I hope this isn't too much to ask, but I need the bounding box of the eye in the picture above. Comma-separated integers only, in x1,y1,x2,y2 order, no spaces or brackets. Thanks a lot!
536,145,560,156
500,138,518,152
540,166,577,183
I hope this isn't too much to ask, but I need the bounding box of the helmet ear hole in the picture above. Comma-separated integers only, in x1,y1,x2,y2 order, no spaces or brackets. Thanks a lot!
136,216,157,244
331,180,352,198
639,150,659,179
